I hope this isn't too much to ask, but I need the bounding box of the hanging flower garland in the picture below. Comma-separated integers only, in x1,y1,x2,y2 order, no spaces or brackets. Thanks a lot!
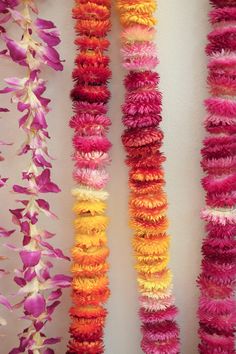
117,1,180,353
67,0,112,353
0,1,70,352
0,1,17,328
197,1,236,353
0,119,14,327
0,118,13,327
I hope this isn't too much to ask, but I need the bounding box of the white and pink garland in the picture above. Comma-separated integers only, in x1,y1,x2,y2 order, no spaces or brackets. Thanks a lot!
0,107,14,328
0,108,14,326
0,1,70,352
0,0,16,328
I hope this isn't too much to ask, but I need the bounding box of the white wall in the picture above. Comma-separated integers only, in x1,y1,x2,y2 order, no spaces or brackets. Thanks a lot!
0,1,209,353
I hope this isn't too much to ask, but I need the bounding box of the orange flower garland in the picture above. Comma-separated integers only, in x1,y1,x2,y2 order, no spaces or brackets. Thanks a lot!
117,0,181,353
68,0,112,353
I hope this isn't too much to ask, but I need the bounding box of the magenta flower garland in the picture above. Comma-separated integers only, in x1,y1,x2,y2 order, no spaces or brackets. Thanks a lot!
197,0,236,353
0,1,70,352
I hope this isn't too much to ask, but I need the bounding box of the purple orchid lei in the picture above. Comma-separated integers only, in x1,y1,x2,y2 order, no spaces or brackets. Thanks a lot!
0,134,14,328
0,132,14,327
0,0,16,328
0,1,70,352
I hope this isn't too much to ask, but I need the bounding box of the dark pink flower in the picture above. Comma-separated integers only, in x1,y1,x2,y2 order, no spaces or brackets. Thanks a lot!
36,169,60,193
2,34,27,65
0,227,14,237
39,45,63,71
35,18,60,47
13,169,60,195
73,135,112,153
48,289,62,301
43,337,60,345
43,349,55,354
24,293,46,317
0,0,19,12
36,199,57,219
20,250,41,267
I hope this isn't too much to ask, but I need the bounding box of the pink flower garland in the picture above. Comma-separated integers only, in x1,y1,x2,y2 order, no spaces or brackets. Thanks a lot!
0,1,70,352
197,0,236,353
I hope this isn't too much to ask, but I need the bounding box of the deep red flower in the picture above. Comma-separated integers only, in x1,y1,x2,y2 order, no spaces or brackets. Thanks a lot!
124,71,159,91
71,84,110,103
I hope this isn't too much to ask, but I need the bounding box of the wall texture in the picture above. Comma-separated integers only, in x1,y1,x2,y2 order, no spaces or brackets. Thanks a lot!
0,1,209,353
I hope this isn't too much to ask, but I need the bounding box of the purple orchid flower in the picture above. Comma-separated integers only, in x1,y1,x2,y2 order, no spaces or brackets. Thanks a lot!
0,72,53,132
1,19,63,71
1,34,27,65
20,250,41,268
13,169,61,195
35,18,61,47
35,169,61,193
24,293,46,317
38,45,63,71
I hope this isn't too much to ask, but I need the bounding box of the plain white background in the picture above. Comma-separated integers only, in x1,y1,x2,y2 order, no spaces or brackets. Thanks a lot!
0,0,209,353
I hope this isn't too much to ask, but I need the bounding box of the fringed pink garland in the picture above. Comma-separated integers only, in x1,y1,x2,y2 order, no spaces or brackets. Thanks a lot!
197,0,236,353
